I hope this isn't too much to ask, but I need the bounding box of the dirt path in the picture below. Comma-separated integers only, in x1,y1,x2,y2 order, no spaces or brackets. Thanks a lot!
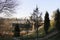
26,25,44,35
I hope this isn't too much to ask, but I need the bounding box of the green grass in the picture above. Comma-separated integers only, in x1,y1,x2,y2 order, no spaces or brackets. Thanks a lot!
23,26,46,38
48,32,60,40
0,25,55,40
0,37,13,40
23,24,55,39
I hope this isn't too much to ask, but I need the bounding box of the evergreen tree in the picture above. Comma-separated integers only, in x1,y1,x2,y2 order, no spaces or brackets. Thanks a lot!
44,11,50,34
54,9,60,31
30,6,43,40
14,24,20,37
30,6,39,22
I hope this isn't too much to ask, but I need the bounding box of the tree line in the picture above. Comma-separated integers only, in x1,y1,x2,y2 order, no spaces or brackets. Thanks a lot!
44,9,60,34
14,8,60,37
0,0,60,37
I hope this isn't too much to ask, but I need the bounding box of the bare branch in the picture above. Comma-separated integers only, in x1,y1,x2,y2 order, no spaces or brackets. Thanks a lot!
0,0,18,16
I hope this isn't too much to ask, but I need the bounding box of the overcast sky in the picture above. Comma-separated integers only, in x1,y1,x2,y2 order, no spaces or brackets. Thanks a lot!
0,0,60,19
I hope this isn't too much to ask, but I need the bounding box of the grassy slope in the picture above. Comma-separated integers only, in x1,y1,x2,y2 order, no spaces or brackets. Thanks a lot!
48,32,60,40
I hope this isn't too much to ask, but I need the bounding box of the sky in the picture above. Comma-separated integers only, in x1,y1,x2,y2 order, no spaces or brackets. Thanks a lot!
1,0,60,19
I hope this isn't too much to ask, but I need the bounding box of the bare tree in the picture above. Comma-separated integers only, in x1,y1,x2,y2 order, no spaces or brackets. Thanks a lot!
0,0,18,16
30,6,43,40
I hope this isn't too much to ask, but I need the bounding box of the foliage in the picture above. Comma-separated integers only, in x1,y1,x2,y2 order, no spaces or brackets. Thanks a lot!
54,9,60,31
14,24,20,37
48,20,55,32
44,11,50,34
30,6,43,23
23,25,45,38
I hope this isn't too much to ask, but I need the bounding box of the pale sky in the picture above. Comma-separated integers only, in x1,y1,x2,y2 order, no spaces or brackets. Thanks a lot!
0,0,60,19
